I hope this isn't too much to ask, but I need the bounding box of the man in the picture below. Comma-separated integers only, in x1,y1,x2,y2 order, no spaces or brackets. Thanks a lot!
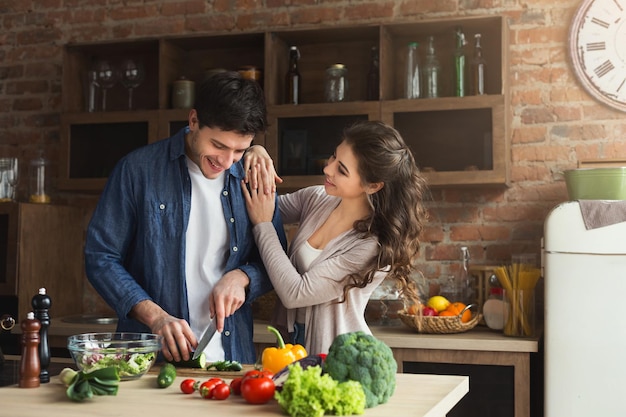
85,72,286,364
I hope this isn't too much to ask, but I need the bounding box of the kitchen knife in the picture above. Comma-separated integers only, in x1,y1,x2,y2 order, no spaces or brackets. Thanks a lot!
192,318,218,360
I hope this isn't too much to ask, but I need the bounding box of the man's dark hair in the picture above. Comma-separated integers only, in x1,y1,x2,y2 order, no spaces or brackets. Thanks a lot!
194,71,267,136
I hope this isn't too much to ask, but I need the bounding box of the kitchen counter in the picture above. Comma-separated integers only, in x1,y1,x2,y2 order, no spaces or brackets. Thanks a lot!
20,318,538,417
3,372,468,417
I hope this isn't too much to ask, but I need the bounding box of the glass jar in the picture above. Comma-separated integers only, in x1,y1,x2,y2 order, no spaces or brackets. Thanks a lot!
171,77,195,109
29,152,50,204
324,64,348,102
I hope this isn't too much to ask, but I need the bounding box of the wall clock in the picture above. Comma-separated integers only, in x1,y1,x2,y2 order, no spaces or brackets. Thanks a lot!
569,0,626,112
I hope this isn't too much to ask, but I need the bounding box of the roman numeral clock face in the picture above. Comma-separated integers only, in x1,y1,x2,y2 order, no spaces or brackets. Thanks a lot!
569,0,626,111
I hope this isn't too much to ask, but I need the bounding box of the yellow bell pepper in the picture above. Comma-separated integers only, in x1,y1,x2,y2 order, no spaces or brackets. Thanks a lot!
261,325,307,374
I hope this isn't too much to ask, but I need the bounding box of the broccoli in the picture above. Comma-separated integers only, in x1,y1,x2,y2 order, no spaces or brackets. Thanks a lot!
323,331,397,408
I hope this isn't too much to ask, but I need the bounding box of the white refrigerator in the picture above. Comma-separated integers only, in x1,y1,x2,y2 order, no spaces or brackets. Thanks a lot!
543,201,626,417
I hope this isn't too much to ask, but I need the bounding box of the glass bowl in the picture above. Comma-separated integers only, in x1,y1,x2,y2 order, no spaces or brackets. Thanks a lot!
67,332,162,380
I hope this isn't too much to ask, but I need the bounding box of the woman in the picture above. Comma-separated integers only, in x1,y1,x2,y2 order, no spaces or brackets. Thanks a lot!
242,121,428,354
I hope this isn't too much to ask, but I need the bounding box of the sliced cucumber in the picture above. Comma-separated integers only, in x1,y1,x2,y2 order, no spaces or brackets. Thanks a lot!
170,352,207,369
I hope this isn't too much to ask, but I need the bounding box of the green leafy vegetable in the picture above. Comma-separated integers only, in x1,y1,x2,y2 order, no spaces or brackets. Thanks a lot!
323,331,397,408
62,367,121,402
77,351,156,377
274,363,365,417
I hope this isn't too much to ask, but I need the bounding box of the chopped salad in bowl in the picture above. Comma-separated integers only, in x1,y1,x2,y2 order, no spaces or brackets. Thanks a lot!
68,332,162,380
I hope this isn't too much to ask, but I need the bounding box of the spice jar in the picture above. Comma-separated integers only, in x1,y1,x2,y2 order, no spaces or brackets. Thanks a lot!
324,64,349,102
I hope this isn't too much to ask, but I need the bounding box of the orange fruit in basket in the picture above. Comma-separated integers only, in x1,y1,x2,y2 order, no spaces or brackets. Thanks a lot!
444,302,472,323
439,310,456,317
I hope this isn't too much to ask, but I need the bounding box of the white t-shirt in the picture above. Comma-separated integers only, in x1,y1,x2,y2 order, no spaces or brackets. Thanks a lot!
185,157,228,361
293,240,322,323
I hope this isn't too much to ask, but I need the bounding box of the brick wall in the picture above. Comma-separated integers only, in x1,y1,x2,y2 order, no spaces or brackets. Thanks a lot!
1,0,622,296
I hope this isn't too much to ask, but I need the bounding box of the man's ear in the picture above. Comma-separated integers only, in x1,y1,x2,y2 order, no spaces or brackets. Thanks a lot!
188,109,199,130
366,182,384,195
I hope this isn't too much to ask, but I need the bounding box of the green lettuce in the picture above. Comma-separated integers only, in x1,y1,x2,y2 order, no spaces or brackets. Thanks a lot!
275,363,366,417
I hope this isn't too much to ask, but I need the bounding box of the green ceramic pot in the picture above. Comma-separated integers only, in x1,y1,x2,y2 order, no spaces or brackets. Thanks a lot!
565,167,626,200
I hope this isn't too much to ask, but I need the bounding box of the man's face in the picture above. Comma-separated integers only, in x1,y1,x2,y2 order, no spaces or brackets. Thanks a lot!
185,110,254,179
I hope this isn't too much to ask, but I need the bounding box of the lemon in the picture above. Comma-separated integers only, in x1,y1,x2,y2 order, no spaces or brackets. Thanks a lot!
427,295,451,312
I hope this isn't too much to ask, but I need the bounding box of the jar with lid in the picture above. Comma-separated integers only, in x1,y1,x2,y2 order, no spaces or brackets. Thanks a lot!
483,287,505,330
171,77,195,109
324,64,349,102
29,151,50,204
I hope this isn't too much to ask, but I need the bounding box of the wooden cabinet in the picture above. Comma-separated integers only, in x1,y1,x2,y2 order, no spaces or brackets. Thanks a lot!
59,15,509,192
0,203,87,321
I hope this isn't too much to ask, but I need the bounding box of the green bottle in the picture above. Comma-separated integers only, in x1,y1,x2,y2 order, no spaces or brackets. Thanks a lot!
453,27,467,97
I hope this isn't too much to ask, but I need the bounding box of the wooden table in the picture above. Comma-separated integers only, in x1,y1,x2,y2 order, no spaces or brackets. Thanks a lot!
42,318,539,417
1,373,468,417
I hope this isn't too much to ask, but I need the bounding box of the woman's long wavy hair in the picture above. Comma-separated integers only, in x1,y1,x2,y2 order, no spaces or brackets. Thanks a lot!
339,121,428,303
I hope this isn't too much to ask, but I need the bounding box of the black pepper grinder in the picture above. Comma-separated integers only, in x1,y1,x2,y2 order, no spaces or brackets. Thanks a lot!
32,288,51,383
19,312,41,388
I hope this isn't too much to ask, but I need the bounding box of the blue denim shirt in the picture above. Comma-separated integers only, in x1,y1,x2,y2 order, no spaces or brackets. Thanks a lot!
84,127,286,364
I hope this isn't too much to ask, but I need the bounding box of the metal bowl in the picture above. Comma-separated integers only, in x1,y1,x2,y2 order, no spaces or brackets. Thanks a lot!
565,167,626,200
67,332,161,380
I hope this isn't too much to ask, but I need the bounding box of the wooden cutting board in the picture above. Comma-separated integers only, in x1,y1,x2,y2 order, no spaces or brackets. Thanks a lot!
149,363,256,379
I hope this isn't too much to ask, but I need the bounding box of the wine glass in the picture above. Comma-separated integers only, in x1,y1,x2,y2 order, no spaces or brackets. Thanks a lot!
120,58,145,110
94,60,119,111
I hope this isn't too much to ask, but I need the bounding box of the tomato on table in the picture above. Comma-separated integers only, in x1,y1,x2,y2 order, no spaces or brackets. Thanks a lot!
211,383,231,400
240,371,276,404
199,378,225,399
230,377,243,395
180,378,197,394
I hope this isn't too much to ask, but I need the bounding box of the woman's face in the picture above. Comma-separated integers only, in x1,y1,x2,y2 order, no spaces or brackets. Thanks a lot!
323,141,369,200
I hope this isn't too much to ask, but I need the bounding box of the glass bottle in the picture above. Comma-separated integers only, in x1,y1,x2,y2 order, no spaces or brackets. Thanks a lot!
453,27,467,97
367,46,380,101
29,151,51,204
285,46,301,104
404,42,420,99
470,33,487,95
457,246,473,305
422,35,440,98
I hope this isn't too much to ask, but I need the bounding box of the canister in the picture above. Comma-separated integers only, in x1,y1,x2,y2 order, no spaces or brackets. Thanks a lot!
324,64,348,102
171,77,195,109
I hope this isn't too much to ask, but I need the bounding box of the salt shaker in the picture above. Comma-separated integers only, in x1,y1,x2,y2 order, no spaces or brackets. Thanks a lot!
19,312,41,388
32,288,51,383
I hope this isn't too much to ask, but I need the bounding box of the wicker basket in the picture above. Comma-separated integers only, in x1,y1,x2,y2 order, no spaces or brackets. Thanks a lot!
398,307,482,334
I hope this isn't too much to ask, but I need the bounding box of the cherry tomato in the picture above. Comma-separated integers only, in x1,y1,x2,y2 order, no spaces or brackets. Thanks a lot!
199,378,224,399
240,373,275,404
180,378,197,394
230,377,243,395
211,382,231,400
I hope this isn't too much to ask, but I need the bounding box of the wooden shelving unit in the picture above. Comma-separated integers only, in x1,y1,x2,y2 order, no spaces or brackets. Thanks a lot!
59,16,509,192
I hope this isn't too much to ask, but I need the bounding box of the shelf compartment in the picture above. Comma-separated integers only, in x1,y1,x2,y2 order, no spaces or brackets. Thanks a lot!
268,102,378,190
62,40,160,113
381,16,504,100
266,26,380,106
161,33,265,109
59,112,158,191
381,94,508,187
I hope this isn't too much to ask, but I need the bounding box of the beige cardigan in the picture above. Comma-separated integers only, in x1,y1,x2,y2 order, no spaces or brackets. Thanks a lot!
252,186,386,354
